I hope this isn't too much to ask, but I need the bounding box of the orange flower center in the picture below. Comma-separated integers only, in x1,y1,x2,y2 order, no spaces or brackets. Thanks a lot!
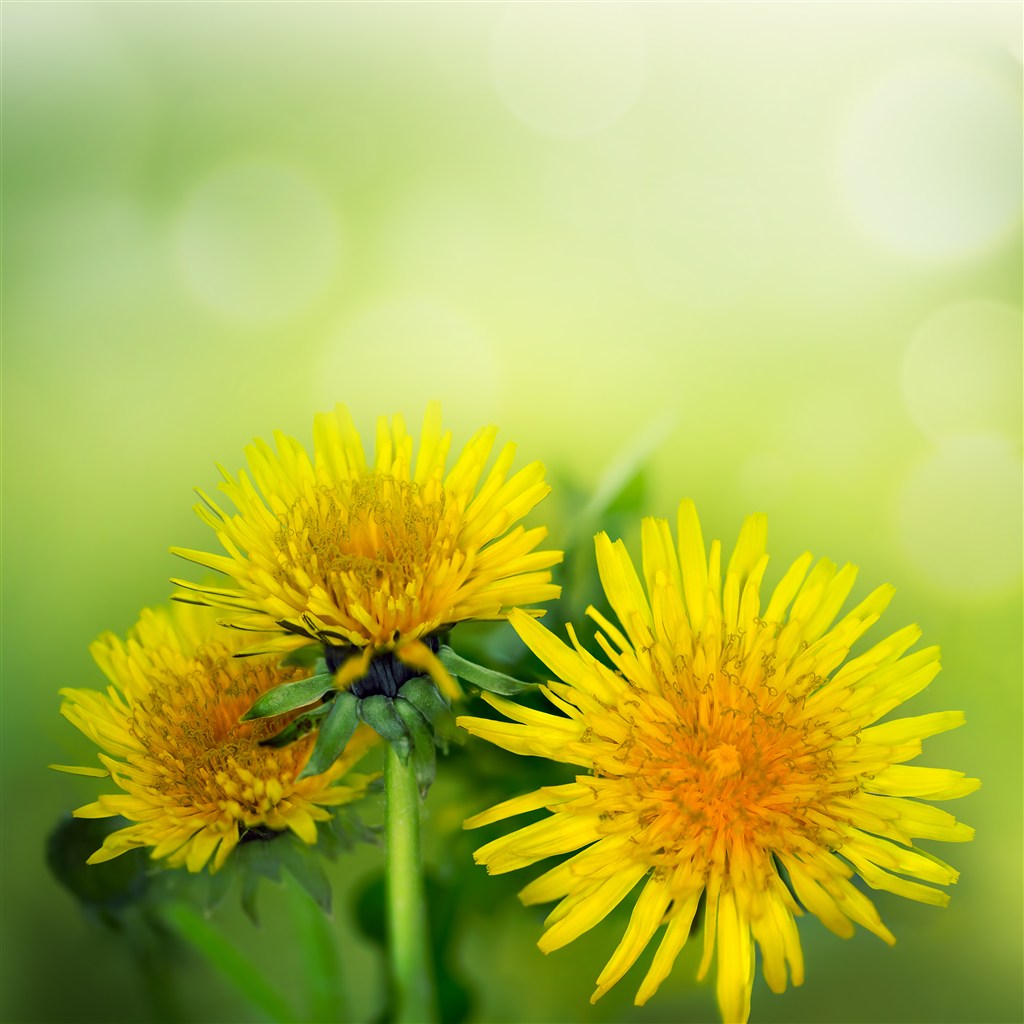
602,627,855,874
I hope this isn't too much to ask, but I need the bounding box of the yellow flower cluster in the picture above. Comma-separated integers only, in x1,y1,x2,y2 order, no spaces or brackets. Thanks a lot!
460,501,978,1023
57,603,378,872
57,403,561,870
55,403,976,1023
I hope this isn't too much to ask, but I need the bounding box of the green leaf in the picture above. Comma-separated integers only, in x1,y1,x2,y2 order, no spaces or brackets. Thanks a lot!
397,676,461,750
277,841,332,913
394,699,436,797
279,645,326,673
260,703,331,748
437,646,533,695
46,815,150,919
242,673,335,722
162,902,298,1023
358,695,411,761
297,692,359,780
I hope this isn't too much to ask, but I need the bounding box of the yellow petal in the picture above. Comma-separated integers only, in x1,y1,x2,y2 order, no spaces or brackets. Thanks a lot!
634,890,702,1006
592,871,671,1002
539,862,647,954
49,763,109,778
715,889,755,1024
676,499,708,629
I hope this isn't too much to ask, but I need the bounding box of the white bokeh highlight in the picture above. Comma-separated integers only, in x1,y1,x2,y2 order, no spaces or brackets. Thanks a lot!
897,435,1023,596
839,58,1023,260
902,300,1023,442
175,160,340,323
490,5,647,138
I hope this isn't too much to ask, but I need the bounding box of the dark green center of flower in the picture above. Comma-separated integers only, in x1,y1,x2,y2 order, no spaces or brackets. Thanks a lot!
324,635,441,699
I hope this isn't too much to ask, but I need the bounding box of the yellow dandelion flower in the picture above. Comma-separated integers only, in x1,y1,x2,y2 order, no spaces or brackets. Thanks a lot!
54,602,379,873
459,500,978,1023
171,402,561,700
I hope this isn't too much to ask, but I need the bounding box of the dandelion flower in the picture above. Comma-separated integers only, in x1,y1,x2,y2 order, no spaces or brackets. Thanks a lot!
172,403,560,700
460,500,978,1023
54,603,379,873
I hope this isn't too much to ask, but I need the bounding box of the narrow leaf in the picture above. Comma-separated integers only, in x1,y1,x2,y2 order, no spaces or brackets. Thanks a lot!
437,646,533,695
242,673,335,722
297,692,359,780
358,695,411,761
394,699,436,797
163,902,298,1023
260,703,331,748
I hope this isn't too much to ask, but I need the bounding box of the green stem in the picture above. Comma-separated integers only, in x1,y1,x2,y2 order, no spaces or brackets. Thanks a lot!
385,744,437,1024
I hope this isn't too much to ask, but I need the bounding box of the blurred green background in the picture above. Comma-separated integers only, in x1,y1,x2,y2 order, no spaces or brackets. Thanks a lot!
3,3,1021,1022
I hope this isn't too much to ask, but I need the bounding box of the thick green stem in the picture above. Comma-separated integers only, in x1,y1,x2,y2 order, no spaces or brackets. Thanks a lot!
385,744,437,1024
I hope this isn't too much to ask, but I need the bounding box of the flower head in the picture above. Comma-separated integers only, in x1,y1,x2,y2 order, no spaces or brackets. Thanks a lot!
172,403,561,699
459,501,978,1023
55,603,379,873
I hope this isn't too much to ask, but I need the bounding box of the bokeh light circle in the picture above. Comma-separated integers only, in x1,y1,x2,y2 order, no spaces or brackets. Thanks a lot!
175,160,340,323
490,5,647,138
896,435,1023,597
838,58,1022,260
902,300,1023,441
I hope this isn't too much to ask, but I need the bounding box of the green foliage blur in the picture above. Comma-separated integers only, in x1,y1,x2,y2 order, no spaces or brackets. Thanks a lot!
3,4,1021,1023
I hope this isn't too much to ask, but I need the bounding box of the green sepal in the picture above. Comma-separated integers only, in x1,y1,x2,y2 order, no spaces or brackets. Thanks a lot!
394,698,436,797
236,840,284,925
397,676,462,751
278,645,327,674
437,645,533,695
260,703,331,748
240,872,260,925
242,673,335,722
358,695,411,762
276,840,333,914
200,857,235,915
297,692,359,780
